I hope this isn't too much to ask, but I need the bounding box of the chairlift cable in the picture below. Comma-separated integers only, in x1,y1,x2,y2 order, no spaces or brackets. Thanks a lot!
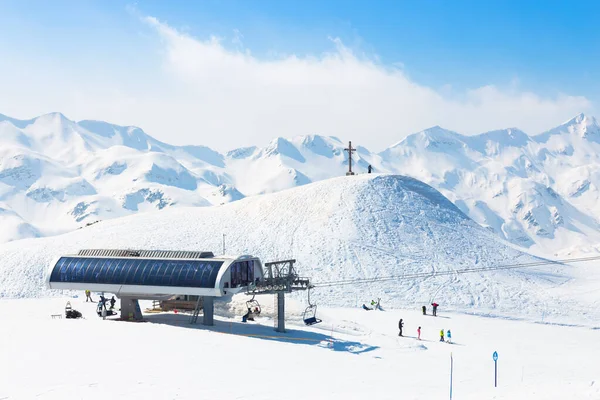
311,255,600,289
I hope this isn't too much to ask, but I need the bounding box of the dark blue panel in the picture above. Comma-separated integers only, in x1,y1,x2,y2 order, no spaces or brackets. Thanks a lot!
88,259,104,283
49,256,224,288
119,259,135,283
165,262,182,286
130,259,149,284
107,258,126,282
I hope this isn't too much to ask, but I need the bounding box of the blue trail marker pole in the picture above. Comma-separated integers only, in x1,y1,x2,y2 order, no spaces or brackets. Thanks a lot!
450,352,454,400
493,351,498,387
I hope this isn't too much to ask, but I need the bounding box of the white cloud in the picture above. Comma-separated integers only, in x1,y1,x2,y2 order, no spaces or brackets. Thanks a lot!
0,15,593,152
140,16,592,150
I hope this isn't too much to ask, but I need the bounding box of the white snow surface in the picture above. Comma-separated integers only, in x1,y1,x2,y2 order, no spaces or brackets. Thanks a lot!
2,174,598,326
2,112,600,258
0,297,598,399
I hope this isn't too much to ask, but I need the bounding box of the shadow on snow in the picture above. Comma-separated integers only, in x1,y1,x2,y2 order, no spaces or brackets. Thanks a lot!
142,312,379,355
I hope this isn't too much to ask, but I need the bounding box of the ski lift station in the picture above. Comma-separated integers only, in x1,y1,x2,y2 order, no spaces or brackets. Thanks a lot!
47,249,316,332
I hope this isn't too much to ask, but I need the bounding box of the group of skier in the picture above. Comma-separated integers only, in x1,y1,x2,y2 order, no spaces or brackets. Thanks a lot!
397,302,452,343
398,318,452,343
421,302,439,316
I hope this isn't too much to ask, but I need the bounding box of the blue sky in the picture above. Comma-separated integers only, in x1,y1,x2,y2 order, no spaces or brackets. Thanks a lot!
0,0,597,150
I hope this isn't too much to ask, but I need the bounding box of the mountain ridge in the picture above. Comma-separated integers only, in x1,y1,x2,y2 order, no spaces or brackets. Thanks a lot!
1,111,599,257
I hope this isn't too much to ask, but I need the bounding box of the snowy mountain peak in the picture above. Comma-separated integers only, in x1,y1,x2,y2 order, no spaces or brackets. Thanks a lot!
474,128,531,151
388,126,462,150
538,112,600,142
295,134,344,159
260,137,306,162
2,110,600,258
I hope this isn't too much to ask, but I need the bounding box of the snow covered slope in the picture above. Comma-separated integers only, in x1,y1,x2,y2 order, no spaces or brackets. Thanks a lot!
1,112,600,258
2,175,587,323
1,298,599,400
0,112,234,241
380,114,600,257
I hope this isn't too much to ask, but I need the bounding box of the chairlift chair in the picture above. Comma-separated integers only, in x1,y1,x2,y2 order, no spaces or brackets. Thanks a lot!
303,286,322,326
246,294,261,316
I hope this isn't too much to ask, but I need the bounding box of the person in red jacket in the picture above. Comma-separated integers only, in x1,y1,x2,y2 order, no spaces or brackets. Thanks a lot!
417,326,421,340
431,302,439,316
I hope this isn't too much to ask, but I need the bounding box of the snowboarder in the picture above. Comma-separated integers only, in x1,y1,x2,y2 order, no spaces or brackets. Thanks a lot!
368,165,372,174
446,329,452,344
431,302,439,317
85,290,93,302
439,329,445,342
99,294,107,308
398,318,404,336
417,326,421,340
109,296,116,310
422,305,426,315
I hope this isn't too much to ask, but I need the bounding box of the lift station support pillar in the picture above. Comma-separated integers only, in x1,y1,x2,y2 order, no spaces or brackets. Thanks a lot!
120,297,143,321
203,296,214,326
275,292,286,333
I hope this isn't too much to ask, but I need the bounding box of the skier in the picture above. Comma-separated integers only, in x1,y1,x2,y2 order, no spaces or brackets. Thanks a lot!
109,296,116,310
417,326,421,340
362,304,372,311
99,294,107,308
398,318,404,336
439,329,445,342
431,302,439,317
85,290,93,302
96,302,104,317
368,165,372,174
446,329,452,344
422,305,426,315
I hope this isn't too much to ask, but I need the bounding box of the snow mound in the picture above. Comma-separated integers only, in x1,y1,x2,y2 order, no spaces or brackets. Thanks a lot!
0,174,575,323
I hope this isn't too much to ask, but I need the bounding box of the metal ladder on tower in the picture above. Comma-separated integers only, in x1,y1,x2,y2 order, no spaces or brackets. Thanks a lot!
190,297,203,324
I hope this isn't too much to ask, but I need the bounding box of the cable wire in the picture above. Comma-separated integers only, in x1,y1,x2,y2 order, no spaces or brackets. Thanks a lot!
311,255,600,288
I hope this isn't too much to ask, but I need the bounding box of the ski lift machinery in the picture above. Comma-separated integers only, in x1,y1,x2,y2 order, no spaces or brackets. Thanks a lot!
244,259,322,332
303,286,322,326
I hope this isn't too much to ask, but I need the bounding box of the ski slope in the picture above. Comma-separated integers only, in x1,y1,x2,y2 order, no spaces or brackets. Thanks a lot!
2,174,595,325
0,297,598,400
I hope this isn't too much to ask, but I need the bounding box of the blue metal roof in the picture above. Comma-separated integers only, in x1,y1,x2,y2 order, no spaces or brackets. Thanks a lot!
49,256,223,289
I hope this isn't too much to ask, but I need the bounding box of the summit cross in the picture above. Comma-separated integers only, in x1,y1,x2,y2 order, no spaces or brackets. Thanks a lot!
345,141,356,176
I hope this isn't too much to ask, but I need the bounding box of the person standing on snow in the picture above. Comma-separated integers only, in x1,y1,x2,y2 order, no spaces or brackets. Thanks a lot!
109,296,116,310
398,319,404,336
85,290,93,302
431,302,439,317
446,329,452,344
439,329,445,342
422,305,426,315
417,326,422,340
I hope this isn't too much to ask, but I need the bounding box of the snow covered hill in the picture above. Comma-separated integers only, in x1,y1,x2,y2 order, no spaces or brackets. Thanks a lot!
2,174,590,324
1,111,600,258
